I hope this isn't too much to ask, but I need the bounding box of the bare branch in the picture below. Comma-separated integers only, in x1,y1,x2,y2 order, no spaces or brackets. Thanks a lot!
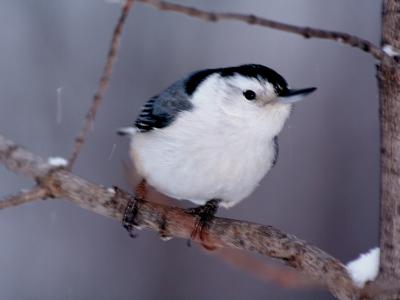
139,0,393,64
0,133,360,300
377,0,400,296
0,186,47,210
67,0,134,169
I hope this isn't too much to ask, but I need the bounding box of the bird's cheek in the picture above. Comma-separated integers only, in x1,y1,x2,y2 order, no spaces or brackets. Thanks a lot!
219,103,244,117
213,97,239,117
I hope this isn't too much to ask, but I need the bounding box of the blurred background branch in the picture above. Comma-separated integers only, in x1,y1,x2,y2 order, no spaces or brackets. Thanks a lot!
67,0,134,169
0,186,47,210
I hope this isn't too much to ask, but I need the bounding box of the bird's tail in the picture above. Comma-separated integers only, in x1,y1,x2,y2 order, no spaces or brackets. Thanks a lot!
117,126,137,136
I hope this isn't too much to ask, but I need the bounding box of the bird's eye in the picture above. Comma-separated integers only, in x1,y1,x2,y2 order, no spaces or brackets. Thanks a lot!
243,90,256,100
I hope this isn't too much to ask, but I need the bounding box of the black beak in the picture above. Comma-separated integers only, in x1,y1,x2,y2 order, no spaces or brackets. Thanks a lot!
278,87,317,104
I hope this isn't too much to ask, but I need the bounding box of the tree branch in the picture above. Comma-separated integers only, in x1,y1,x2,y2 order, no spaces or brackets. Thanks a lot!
68,0,134,169
0,133,360,300
377,1,400,298
0,186,47,210
138,0,395,65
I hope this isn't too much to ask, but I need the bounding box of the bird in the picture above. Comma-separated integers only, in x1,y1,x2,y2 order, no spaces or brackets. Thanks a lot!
118,64,316,243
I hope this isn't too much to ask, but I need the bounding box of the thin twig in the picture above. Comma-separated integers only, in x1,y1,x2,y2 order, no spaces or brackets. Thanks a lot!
139,0,392,64
67,0,134,169
0,186,47,210
0,133,360,300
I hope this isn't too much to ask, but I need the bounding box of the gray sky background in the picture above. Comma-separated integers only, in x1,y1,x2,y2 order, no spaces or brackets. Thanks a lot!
0,1,381,299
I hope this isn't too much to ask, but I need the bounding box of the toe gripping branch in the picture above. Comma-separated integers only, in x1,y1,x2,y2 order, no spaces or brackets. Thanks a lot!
122,195,172,240
122,179,147,238
186,199,221,249
122,194,143,238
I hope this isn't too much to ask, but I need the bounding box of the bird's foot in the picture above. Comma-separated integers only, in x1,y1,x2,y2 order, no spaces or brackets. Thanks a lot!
122,180,148,238
122,195,143,238
185,199,221,250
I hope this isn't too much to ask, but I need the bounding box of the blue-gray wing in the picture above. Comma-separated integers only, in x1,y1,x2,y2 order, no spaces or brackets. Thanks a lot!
134,96,169,131
134,79,193,132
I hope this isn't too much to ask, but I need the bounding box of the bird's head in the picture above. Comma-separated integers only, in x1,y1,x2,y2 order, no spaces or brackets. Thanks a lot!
185,64,316,121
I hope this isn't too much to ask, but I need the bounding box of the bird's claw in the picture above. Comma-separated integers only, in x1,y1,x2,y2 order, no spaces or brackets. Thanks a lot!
185,199,220,249
122,195,143,238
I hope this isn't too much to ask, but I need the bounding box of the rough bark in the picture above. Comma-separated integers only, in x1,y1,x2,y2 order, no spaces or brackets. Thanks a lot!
377,0,400,299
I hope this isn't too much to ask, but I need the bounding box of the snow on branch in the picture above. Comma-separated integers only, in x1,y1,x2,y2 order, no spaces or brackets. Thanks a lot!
383,44,400,58
48,156,68,167
346,248,380,288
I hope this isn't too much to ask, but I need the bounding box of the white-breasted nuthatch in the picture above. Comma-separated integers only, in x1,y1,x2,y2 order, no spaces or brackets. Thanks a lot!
119,64,316,240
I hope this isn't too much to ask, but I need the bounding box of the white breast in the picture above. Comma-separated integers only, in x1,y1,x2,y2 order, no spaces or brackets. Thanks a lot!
131,75,291,208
